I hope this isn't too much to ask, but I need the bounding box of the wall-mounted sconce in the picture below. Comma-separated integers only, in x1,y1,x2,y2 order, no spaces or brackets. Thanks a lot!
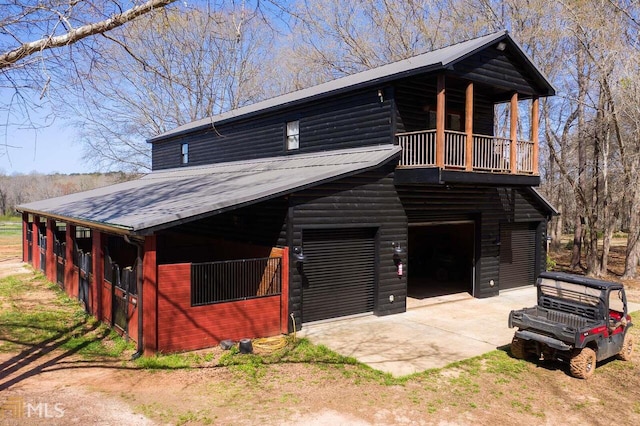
293,246,307,264
378,89,384,103
392,242,404,255
392,242,404,277
496,41,507,51
490,233,501,246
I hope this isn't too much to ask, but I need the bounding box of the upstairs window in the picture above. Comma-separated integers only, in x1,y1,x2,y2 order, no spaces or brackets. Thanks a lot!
181,143,189,164
286,120,299,150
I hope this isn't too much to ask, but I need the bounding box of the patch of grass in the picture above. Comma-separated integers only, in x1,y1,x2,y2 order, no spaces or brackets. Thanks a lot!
176,409,213,426
134,353,192,369
0,272,131,358
280,338,358,364
0,275,30,297
279,392,300,404
482,351,528,377
0,219,21,231
510,400,545,418
135,402,174,422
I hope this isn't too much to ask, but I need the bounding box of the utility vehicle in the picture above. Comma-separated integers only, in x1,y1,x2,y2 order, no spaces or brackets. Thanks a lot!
509,271,634,379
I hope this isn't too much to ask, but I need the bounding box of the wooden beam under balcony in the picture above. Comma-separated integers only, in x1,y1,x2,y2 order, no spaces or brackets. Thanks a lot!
394,167,541,186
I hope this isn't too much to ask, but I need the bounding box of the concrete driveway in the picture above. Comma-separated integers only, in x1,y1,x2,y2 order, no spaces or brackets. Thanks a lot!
299,287,640,377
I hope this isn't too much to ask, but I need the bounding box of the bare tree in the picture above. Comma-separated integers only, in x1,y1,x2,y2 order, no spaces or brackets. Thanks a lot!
55,4,276,171
0,0,176,70
281,0,640,277
0,0,178,162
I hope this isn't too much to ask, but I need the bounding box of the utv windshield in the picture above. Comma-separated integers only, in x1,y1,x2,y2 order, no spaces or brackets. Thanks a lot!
538,277,602,307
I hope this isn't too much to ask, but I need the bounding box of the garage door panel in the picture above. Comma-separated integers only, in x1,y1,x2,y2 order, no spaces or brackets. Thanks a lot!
499,223,537,290
302,228,376,323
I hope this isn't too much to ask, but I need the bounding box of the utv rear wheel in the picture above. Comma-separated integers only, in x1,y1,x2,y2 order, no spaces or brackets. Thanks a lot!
569,348,596,379
618,334,634,361
511,335,526,359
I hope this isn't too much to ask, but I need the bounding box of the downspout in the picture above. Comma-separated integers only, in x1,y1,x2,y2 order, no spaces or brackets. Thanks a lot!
124,234,144,359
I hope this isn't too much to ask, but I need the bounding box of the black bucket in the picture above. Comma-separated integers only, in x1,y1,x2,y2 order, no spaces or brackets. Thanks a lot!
239,338,253,354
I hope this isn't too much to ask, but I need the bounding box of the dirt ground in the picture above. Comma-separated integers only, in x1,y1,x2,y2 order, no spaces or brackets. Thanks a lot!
1,236,640,425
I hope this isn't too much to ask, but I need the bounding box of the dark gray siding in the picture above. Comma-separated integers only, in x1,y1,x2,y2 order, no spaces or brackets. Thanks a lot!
393,76,494,136
397,185,548,297
157,197,288,264
152,88,393,171
451,49,543,98
289,162,407,329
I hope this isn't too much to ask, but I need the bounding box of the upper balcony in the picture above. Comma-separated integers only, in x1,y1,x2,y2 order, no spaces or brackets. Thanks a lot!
397,130,535,172
393,75,541,186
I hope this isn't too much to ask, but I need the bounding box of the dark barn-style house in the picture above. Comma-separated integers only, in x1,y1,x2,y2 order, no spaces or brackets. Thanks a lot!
18,30,558,355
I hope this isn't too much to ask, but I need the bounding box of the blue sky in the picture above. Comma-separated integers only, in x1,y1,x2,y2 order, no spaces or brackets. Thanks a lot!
0,118,90,175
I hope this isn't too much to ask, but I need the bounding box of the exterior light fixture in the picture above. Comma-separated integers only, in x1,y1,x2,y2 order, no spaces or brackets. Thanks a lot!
496,41,507,51
293,246,307,264
378,89,384,103
392,242,404,277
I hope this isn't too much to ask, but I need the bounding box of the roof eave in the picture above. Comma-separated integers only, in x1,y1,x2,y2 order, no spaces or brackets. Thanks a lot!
17,206,134,236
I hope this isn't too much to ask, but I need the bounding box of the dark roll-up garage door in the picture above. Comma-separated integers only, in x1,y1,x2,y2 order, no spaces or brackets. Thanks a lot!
499,222,538,290
302,228,377,323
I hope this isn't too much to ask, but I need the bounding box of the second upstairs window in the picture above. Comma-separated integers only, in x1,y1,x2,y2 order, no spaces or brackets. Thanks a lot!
286,120,299,150
181,143,189,164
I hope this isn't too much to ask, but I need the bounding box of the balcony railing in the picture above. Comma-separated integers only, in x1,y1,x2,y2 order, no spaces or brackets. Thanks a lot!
397,130,535,174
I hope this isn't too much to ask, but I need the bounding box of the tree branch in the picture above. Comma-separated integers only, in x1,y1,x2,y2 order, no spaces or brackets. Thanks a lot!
0,0,177,70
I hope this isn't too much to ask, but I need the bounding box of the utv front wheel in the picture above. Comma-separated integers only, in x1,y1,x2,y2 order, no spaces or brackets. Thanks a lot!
569,348,596,379
511,335,526,359
618,334,634,361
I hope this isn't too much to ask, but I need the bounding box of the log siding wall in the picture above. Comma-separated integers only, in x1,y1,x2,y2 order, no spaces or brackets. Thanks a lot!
152,88,393,171
397,185,548,297
288,162,407,329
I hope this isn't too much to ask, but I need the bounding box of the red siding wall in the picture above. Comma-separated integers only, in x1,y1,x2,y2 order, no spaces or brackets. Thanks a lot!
65,225,75,296
128,295,139,343
157,263,282,352
91,231,103,316
102,281,113,324
31,217,39,271
143,236,158,355
46,219,55,283
22,213,28,263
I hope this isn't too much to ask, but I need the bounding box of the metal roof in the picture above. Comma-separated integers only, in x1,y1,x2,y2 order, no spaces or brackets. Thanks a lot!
150,30,555,143
17,145,401,235
539,271,623,291
527,187,559,216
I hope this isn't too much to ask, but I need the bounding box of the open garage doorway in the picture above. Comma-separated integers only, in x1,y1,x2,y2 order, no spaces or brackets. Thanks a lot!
407,221,475,307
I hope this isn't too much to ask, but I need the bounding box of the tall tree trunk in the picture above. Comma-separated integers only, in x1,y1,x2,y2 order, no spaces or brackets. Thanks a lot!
623,192,640,279
570,215,583,270
571,47,587,270
601,229,612,276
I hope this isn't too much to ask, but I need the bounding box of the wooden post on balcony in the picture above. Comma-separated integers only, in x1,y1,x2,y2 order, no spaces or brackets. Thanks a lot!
436,74,445,168
510,92,518,174
465,82,473,171
531,96,539,174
